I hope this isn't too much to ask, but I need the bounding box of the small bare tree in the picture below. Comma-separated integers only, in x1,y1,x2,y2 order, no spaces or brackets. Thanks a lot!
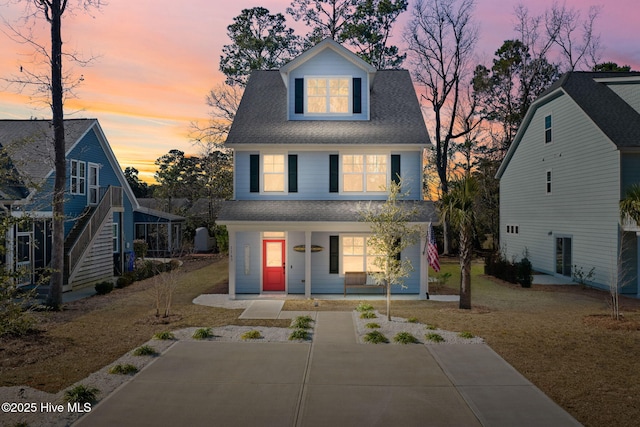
359,179,421,321
149,265,182,319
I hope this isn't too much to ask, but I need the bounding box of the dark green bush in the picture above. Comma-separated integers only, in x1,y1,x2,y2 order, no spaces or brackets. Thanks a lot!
485,252,534,287
116,272,135,288
94,281,113,295
517,257,533,288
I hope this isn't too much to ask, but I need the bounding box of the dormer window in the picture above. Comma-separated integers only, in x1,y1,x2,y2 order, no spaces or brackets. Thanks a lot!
307,77,350,114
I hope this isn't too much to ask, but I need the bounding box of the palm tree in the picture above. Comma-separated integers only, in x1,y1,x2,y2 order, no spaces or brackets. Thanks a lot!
440,174,479,309
620,184,640,225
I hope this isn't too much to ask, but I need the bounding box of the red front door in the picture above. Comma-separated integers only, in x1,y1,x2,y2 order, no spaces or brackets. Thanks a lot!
263,239,285,291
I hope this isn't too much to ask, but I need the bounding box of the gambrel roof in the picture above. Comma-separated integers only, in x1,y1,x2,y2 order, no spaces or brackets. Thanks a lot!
497,72,640,178
226,69,430,146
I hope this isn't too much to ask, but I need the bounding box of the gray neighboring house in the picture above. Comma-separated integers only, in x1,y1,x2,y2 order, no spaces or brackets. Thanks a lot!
497,72,640,296
217,38,437,298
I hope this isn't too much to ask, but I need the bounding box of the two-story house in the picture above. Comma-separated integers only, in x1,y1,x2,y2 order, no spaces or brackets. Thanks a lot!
217,39,436,299
0,118,167,291
497,72,640,297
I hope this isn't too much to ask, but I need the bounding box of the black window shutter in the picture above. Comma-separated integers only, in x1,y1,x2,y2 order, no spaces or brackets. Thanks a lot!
391,154,401,184
250,154,259,193
330,235,339,274
329,154,339,193
288,154,298,193
352,77,362,114
295,78,304,114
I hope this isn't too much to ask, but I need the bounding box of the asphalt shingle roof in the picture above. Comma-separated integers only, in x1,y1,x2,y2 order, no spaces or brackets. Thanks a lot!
0,119,96,190
541,72,640,148
226,70,430,146
217,200,437,223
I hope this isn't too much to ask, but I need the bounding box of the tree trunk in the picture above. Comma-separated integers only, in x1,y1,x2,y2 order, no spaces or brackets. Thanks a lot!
46,0,66,310
459,226,472,310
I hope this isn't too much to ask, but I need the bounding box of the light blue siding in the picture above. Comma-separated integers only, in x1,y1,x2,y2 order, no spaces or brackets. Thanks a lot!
235,151,422,201
288,49,369,121
235,232,261,294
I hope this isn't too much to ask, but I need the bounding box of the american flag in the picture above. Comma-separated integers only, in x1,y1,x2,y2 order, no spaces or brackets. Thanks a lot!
427,223,440,272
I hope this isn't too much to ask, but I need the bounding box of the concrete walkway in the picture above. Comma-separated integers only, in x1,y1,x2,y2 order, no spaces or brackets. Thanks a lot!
75,311,581,427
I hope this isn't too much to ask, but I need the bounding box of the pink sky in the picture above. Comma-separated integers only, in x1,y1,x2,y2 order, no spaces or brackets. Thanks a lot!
1,0,639,183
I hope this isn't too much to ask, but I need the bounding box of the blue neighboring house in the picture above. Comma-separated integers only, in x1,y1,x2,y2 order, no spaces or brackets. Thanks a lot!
217,39,437,298
0,118,182,291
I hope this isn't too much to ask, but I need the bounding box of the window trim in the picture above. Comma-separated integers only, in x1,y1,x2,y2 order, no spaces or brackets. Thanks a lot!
305,76,352,116
261,153,287,193
546,169,552,194
112,223,119,253
339,234,382,275
70,159,86,195
340,153,389,194
544,114,553,144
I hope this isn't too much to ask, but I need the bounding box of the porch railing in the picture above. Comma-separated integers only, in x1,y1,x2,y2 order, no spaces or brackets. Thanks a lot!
66,186,123,279
622,214,640,232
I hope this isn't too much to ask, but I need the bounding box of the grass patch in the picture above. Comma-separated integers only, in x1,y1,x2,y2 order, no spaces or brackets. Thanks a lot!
132,345,158,356
108,364,139,375
458,331,474,339
365,322,380,329
153,331,175,340
356,302,374,312
63,384,99,404
290,315,314,329
241,330,262,340
364,330,389,344
394,331,419,344
359,311,377,319
289,329,310,341
425,332,445,343
407,317,419,323
192,327,214,340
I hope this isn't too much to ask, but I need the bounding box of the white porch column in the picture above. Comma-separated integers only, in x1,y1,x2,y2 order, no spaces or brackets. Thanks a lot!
228,228,236,300
305,230,312,298
420,230,428,300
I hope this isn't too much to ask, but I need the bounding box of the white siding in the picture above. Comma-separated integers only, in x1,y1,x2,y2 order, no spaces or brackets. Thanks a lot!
70,217,114,289
606,82,640,112
500,93,621,287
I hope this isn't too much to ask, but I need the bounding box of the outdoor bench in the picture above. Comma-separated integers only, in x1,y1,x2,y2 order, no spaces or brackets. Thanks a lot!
343,271,386,296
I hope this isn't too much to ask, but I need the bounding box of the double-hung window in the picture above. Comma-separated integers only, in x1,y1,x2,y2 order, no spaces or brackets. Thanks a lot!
263,154,285,192
341,235,382,274
70,160,86,195
545,115,552,143
342,154,387,192
307,77,350,114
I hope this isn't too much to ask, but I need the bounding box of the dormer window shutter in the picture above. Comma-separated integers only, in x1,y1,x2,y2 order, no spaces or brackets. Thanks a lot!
329,154,339,193
391,154,401,184
295,78,304,114
288,154,298,193
352,77,362,114
250,154,259,193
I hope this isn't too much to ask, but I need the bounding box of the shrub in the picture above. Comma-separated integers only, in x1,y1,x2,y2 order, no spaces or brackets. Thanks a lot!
407,317,419,323
364,330,388,344
241,330,262,340
153,331,175,340
394,332,419,344
517,257,533,288
132,345,158,356
289,329,310,340
360,311,377,319
94,281,113,295
425,333,445,343
116,272,135,288
290,315,314,329
108,364,139,375
365,322,380,329
425,324,436,330
64,384,99,404
356,302,374,312
192,328,214,340
133,239,148,259
458,331,474,339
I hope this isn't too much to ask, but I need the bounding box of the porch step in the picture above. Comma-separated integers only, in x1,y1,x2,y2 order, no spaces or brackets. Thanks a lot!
238,300,285,319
